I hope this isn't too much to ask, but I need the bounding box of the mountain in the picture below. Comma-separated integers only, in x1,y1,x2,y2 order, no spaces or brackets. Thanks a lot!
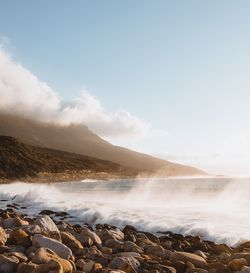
0,112,206,176
0,135,137,181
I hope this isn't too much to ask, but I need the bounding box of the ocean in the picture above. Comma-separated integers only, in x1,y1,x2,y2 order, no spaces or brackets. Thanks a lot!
0,177,249,246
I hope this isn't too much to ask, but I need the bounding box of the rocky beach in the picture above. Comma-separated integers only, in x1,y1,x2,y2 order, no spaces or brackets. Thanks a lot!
0,204,250,273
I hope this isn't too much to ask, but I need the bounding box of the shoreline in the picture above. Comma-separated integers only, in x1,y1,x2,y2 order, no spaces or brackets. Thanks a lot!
0,205,250,273
0,171,214,185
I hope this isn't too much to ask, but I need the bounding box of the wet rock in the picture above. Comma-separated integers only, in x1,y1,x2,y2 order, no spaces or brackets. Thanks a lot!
217,252,230,264
105,271,127,273
33,234,73,260
0,254,19,273
194,250,207,260
228,258,248,271
186,269,209,273
158,266,176,273
61,231,83,253
230,253,250,265
144,245,166,259
123,241,143,254
0,245,10,254
122,225,137,235
242,266,250,273
101,246,113,254
1,216,29,229
136,233,155,247
0,227,7,246
23,224,42,236
116,252,142,258
9,228,31,246
171,260,186,273
39,209,55,215
32,247,73,273
109,256,140,273
81,227,102,247
97,228,124,242
211,243,232,254
55,212,69,217
86,252,108,267
139,232,159,245
17,262,38,273
104,239,124,252
35,215,61,240
170,251,207,268
77,233,94,247
205,262,230,273
31,259,64,273
76,259,95,273
9,251,28,262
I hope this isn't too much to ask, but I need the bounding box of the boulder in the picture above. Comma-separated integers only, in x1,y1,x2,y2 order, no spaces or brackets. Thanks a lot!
31,259,63,273
206,262,230,273
170,251,207,268
33,234,73,260
109,256,140,273
242,266,250,273
9,229,31,246
136,233,155,247
76,259,95,273
116,252,142,258
61,231,83,253
17,262,37,273
32,247,73,273
0,227,7,246
144,245,165,259
23,224,42,235
123,241,143,254
186,269,209,273
228,258,248,271
35,215,61,240
10,251,28,262
101,246,113,254
0,254,19,273
104,239,124,252
1,217,28,229
230,253,250,265
81,227,102,247
194,250,207,260
211,243,232,254
97,228,124,242
107,271,127,273
171,260,186,273
159,267,176,273
77,233,93,247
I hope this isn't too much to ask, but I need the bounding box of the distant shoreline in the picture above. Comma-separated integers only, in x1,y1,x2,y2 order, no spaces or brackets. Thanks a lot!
0,171,213,184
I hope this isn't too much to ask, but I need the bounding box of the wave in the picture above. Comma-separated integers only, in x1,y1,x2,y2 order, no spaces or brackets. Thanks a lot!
0,178,250,246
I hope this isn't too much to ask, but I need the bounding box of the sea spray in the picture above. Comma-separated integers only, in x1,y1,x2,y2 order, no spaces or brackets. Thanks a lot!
0,177,250,246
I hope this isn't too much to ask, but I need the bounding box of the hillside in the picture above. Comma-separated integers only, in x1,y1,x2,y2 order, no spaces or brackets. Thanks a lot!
0,136,137,181
0,113,206,176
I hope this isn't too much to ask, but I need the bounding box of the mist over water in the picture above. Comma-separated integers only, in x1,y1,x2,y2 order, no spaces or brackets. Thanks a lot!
0,177,250,246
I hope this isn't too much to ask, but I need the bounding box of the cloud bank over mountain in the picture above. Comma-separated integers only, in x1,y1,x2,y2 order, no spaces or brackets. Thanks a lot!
0,47,149,139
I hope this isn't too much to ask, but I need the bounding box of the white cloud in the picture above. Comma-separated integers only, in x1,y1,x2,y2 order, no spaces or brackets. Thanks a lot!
0,47,149,138
59,91,150,138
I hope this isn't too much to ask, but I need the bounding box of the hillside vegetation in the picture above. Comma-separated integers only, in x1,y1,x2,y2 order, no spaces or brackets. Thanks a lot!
0,135,137,181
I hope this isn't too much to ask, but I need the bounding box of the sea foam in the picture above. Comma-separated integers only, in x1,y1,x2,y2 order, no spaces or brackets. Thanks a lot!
0,177,249,246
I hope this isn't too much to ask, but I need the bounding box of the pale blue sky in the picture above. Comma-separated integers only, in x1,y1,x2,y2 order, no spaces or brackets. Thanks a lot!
0,1,250,174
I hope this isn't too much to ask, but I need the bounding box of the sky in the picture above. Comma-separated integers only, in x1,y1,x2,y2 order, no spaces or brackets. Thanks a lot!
0,1,250,175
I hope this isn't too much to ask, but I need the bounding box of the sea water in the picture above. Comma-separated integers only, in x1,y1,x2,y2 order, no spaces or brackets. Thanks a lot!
0,177,249,246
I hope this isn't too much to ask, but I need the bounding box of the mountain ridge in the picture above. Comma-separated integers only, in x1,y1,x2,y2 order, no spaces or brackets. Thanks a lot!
0,112,206,176
0,135,137,182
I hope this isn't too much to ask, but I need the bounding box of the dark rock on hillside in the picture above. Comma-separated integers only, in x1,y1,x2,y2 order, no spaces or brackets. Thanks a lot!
0,113,206,176
0,135,137,182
